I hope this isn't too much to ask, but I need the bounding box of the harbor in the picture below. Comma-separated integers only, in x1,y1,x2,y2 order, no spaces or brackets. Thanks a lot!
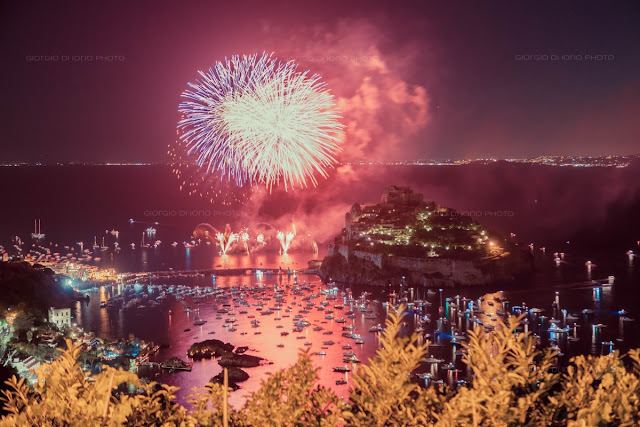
69,244,638,408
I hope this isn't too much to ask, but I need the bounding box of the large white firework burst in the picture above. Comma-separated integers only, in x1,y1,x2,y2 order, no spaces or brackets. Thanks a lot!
178,53,344,191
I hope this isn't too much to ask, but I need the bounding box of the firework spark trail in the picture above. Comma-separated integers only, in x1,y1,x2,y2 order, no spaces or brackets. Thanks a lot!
178,53,343,192
241,231,250,255
225,233,237,254
216,232,237,255
216,233,226,255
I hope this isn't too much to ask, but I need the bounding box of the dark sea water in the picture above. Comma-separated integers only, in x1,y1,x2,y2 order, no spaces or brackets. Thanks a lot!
1,164,639,406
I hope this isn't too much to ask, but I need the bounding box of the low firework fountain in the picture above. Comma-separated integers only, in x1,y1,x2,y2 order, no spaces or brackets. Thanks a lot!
193,222,316,255
216,225,237,256
277,231,295,255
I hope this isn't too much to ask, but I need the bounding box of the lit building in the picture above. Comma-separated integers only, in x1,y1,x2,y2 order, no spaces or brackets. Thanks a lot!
48,307,72,329
381,185,424,206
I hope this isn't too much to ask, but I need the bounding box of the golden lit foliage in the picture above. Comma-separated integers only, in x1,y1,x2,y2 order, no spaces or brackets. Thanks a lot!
343,306,437,426
436,316,560,426
3,313,640,426
0,338,141,426
240,351,341,426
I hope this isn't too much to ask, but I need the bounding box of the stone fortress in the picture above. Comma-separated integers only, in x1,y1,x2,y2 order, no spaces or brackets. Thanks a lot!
324,186,531,287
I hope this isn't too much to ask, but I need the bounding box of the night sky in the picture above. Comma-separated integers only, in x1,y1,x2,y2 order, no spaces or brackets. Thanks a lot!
1,0,639,163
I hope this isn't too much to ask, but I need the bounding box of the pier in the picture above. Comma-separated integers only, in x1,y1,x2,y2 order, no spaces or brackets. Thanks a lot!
119,267,317,284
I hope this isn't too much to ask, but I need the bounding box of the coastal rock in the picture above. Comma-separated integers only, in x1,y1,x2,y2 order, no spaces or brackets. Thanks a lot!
218,353,264,368
234,346,249,354
187,339,234,359
211,366,250,383
320,245,533,287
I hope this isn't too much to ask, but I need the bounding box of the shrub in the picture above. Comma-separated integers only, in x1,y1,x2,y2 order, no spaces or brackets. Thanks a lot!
3,309,640,426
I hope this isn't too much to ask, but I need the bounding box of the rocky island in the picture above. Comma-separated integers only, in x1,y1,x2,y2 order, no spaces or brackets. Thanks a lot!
186,338,266,390
320,186,533,287
187,339,235,360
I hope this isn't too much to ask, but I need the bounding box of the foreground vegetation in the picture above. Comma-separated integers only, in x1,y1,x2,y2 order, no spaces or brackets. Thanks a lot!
2,309,640,426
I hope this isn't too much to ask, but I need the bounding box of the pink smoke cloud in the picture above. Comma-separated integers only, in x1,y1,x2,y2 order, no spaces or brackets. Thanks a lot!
260,18,432,162
227,19,435,245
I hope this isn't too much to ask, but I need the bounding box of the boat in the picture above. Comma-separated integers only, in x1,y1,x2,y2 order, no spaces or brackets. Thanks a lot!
193,317,207,326
314,351,326,356
336,379,347,385
333,365,350,372
322,340,335,345
161,358,192,371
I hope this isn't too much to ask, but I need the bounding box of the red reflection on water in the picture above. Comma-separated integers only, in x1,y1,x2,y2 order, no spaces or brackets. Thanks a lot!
146,274,384,408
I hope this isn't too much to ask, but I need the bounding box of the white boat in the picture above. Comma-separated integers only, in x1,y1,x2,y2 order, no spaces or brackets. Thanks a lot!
193,317,207,326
